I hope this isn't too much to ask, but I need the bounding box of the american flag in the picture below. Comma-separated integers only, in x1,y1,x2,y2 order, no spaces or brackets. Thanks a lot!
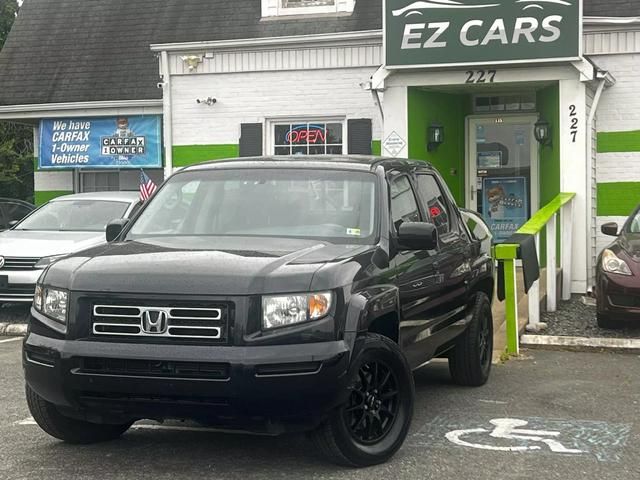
139,169,158,201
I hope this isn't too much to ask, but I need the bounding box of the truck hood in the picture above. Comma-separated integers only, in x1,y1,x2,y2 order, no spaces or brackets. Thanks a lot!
44,236,375,295
0,230,104,258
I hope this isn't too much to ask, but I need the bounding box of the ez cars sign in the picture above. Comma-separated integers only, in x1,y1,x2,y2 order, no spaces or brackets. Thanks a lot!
384,0,581,68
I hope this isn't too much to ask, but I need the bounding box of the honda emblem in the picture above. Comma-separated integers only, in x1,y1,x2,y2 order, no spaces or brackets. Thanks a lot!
141,309,169,334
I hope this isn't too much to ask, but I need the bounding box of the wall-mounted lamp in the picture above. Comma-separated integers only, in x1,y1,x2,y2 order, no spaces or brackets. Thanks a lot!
427,123,444,152
534,119,552,147
196,97,217,106
181,55,204,72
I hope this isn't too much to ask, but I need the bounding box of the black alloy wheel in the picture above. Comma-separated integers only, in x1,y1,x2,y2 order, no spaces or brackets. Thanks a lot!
344,360,399,445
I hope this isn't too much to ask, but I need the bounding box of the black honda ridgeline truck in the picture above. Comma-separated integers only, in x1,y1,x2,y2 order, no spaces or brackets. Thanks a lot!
24,156,494,467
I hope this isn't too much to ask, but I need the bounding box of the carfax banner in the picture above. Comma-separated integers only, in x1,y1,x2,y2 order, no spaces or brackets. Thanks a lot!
39,116,162,169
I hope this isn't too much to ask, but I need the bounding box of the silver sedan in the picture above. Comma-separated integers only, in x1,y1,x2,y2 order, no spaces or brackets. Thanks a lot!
0,191,141,304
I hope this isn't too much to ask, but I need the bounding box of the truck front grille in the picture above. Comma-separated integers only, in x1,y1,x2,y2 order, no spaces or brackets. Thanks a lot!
92,304,228,341
0,257,40,270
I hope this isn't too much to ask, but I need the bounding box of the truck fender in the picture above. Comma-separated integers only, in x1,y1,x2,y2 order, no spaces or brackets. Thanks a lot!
342,284,400,356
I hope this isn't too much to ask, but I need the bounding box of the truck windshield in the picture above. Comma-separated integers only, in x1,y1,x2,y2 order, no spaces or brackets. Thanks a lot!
128,168,378,244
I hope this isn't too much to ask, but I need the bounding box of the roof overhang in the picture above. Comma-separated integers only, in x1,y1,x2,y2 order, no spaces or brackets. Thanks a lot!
150,30,383,53
0,99,163,121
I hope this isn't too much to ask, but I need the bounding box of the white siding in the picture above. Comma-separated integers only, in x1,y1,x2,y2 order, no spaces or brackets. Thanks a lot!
170,67,381,147
170,43,382,76
584,30,640,56
33,171,74,191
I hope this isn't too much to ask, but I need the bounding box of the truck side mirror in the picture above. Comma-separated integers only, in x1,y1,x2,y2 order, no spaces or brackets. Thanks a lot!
398,222,438,251
601,222,619,237
106,218,130,243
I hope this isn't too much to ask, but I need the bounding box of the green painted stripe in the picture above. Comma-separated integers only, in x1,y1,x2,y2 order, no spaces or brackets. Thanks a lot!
34,190,72,206
372,140,381,156
597,182,640,216
597,130,640,153
172,144,239,167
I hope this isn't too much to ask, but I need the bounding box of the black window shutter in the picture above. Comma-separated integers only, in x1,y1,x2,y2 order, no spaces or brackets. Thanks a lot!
348,119,373,155
239,123,263,157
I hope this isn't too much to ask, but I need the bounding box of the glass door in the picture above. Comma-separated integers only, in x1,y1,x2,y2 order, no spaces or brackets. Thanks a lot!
467,115,539,243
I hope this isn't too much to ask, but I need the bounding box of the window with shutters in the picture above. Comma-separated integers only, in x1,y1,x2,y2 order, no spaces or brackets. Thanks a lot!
272,121,344,156
262,0,355,17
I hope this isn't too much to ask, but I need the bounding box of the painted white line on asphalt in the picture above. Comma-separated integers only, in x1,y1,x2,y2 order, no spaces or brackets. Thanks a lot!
0,337,22,344
478,399,508,405
16,417,36,425
521,335,640,352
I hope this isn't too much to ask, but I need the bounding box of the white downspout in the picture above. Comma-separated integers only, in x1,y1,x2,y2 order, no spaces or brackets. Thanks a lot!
585,75,607,292
160,50,173,179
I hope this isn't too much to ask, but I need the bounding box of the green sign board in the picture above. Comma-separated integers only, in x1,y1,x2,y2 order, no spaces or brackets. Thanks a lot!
385,0,582,68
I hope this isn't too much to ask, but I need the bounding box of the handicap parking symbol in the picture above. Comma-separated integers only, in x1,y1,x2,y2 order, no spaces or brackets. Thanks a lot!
410,415,632,462
446,418,582,453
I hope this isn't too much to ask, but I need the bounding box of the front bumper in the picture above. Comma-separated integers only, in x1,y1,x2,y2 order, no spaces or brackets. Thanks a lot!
0,269,41,303
23,332,351,432
596,271,640,321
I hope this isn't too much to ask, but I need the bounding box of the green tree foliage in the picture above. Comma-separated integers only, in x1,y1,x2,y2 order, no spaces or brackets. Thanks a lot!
0,0,34,202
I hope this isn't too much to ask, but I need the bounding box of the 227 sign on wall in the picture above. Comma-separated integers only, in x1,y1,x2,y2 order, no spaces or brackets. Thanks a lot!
384,0,582,68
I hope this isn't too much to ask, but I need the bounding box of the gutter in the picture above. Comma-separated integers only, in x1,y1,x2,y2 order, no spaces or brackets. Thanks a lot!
160,51,173,180
150,30,383,52
585,69,615,291
0,99,162,114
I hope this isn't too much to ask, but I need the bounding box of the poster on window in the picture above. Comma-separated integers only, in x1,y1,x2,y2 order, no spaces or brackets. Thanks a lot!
482,177,528,242
39,116,162,169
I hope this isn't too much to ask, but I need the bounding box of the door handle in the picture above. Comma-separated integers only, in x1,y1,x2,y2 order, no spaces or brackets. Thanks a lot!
470,183,475,202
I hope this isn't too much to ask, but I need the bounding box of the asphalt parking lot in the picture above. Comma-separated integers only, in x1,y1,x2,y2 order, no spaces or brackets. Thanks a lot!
1,338,638,480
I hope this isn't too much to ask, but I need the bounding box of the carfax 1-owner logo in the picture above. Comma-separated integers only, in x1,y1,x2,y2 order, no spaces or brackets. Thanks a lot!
39,115,162,169
385,0,581,68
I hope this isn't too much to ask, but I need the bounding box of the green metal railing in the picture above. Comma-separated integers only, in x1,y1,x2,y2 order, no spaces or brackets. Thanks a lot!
495,193,576,355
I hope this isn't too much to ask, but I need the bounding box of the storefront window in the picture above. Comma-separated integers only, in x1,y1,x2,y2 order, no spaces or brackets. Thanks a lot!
262,0,354,17
273,122,343,156
80,171,119,192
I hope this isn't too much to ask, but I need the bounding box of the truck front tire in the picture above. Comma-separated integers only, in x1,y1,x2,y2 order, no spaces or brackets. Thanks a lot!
449,292,493,387
26,384,131,444
311,333,414,467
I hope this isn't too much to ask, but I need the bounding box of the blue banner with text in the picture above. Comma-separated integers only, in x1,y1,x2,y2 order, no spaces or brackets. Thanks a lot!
39,116,162,169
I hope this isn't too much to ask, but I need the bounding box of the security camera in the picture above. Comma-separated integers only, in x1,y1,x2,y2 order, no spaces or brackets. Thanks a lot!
157,82,164,89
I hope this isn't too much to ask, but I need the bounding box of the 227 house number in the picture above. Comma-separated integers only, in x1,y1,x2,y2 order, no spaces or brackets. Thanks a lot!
569,105,578,143
465,70,497,84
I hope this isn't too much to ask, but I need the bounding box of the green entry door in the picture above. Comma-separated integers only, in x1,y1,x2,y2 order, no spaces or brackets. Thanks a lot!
467,115,539,243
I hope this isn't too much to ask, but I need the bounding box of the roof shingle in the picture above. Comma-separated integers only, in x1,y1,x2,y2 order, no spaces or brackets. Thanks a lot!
0,0,635,107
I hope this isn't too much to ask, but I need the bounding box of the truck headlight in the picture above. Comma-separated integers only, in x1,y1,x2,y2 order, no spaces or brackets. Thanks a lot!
34,285,68,324
602,249,632,276
262,292,333,330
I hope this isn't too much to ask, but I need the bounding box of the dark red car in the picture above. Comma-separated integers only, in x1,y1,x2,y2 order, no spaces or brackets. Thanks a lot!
596,205,640,328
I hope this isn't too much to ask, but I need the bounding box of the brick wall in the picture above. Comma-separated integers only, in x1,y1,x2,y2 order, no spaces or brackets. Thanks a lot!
593,53,640,254
170,67,381,148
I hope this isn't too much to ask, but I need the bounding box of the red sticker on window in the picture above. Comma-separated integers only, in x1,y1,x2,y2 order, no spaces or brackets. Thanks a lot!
430,206,442,217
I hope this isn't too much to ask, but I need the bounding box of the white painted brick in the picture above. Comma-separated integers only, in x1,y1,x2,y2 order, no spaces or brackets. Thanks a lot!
596,152,640,183
592,54,640,132
171,67,381,147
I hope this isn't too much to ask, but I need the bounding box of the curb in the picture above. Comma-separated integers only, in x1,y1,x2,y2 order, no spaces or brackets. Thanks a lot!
0,323,28,337
521,334,640,354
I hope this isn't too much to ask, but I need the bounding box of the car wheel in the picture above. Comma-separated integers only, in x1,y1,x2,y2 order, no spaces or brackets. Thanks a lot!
597,313,621,329
311,333,414,467
449,292,493,387
26,384,131,444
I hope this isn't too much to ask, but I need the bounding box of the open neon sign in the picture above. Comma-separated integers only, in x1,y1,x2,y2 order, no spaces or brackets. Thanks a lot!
286,125,327,144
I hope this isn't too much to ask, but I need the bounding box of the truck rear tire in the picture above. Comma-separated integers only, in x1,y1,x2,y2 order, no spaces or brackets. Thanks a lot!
449,292,493,387
310,333,414,467
596,313,621,329
26,384,131,444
